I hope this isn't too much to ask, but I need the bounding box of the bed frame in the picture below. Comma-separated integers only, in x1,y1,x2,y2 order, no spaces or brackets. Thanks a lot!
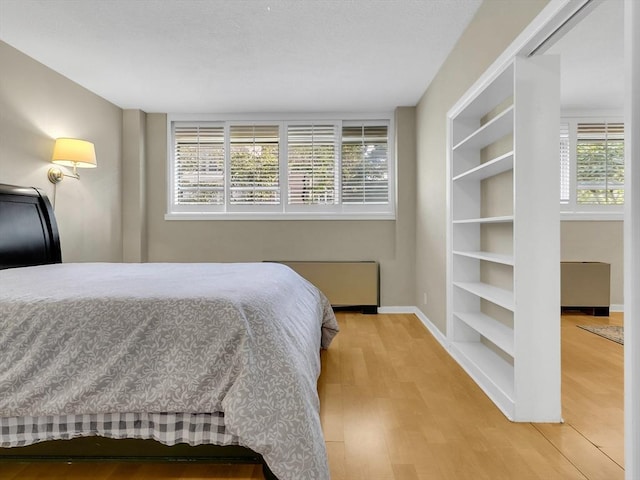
0,184,61,270
0,184,278,479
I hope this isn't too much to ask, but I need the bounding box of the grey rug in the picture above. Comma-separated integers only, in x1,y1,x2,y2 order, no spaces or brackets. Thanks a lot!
577,325,624,345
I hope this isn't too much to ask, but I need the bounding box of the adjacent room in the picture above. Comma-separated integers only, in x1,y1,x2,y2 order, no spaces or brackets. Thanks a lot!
0,1,637,479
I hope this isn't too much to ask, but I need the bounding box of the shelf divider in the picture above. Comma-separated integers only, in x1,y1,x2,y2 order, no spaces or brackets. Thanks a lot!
452,215,514,225
453,281,514,311
452,105,514,151
453,250,514,266
453,151,514,182
453,312,514,356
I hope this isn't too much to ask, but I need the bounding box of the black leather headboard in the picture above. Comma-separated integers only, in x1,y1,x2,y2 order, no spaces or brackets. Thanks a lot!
0,184,62,269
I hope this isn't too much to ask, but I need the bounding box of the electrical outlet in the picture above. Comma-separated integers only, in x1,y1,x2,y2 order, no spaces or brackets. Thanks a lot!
423,292,428,305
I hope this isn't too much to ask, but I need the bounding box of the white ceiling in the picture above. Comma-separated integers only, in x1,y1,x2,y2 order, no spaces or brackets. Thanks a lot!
547,0,624,113
0,0,482,114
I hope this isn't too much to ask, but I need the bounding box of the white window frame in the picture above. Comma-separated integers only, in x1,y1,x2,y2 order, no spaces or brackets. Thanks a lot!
560,112,624,221
166,113,395,220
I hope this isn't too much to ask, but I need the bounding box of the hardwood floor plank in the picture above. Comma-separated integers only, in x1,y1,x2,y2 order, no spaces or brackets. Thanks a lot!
325,441,346,480
391,463,420,480
560,312,624,468
534,423,623,480
319,382,344,442
0,464,27,480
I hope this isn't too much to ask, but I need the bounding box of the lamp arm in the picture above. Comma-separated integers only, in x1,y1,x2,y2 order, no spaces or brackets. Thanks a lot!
47,166,80,184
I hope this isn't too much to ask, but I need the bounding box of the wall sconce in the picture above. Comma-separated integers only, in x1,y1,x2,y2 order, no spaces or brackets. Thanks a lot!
47,138,97,184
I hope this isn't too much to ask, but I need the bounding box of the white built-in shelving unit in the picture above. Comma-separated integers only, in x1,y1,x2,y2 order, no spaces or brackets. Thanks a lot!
447,56,562,422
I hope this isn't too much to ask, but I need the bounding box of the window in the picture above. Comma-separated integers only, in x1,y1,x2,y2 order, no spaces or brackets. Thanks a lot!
341,125,389,205
575,123,624,206
559,118,624,216
168,116,394,219
287,124,337,206
173,124,225,206
229,125,280,206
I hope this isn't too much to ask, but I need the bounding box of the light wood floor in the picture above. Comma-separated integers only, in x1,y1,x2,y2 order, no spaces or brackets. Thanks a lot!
1,311,624,480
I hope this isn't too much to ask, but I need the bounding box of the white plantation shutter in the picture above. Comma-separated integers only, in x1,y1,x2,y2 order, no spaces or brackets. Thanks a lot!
576,122,624,205
229,125,280,205
559,123,570,205
168,116,393,218
341,125,389,204
174,124,225,205
287,124,338,205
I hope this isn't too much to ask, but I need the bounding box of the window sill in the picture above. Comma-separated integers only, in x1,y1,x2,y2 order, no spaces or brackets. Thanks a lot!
560,211,624,221
164,212,396,221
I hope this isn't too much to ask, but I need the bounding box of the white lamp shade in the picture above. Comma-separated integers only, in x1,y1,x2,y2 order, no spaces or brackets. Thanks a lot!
51,138,97,168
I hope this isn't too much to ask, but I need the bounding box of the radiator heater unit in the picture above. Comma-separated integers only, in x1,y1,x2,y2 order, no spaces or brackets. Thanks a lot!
274,261,379,314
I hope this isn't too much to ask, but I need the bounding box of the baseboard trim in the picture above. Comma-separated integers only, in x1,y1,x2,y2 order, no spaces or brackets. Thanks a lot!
378,306,447,347
611,304,624,313
377,306,416,314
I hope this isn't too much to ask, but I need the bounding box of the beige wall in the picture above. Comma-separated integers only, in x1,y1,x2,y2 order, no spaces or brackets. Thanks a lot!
0,41,123,262
561,221,624,306
144,107,417,307
415,0,550,333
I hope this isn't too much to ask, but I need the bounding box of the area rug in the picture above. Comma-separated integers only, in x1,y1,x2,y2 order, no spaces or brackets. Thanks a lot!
577,325,624,345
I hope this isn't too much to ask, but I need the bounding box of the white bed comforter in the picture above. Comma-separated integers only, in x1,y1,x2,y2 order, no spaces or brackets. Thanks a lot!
0,262,339,480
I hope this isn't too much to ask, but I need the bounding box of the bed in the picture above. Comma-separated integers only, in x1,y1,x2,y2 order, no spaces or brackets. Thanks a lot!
0,183,339,480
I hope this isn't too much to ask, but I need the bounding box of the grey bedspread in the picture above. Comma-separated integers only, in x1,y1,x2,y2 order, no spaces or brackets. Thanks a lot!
0,262,338,480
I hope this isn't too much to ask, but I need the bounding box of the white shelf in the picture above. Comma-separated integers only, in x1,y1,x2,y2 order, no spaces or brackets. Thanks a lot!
453,250,514,266
453,151,514,182
453,312,514,356
453,281,514,311
452,105,514,151
450,341,515,407
452,215,514,225
448,56,561,422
